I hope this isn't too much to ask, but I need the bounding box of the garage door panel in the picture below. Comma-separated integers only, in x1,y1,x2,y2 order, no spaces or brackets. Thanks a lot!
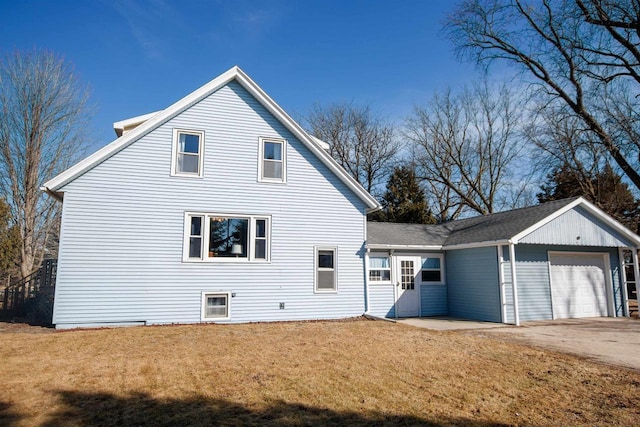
549,253,609,319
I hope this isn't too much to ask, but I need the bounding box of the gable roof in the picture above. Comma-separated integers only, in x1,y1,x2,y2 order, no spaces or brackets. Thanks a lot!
367,197,640,249
42,66,380,210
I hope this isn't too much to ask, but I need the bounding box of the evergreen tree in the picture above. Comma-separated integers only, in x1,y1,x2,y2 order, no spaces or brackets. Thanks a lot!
0,198,20,283
538,164,640,232
370,166,435,224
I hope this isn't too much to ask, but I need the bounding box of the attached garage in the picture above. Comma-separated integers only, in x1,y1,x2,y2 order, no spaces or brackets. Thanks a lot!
548,252,612,319
366,197,640,325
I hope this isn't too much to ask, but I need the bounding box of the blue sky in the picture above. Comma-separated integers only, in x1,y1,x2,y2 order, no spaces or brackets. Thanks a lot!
0,0,481,152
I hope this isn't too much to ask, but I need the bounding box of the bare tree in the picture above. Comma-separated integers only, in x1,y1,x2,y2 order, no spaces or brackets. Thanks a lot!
306,103,400,195
445,0,640,192
406,81,527,221
0,50,90,279
525,106,606,198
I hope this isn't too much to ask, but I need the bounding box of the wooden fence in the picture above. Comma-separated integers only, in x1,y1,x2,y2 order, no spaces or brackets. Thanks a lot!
1,259,57,326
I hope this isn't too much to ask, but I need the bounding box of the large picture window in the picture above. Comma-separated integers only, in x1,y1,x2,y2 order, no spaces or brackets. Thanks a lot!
258,137,286,182
184,213,270,262
172,129,204,177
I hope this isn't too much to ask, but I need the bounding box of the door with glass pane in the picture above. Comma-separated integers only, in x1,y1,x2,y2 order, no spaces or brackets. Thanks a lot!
395,256,421,317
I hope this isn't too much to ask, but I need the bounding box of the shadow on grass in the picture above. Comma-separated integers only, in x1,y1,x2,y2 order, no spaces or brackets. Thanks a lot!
22,390,512,427
0,400,22,426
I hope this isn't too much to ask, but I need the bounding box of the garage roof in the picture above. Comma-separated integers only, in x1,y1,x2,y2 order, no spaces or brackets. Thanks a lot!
367,197,640,250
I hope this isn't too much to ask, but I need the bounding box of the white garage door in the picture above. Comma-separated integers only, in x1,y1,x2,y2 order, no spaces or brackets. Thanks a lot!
549,253,609,319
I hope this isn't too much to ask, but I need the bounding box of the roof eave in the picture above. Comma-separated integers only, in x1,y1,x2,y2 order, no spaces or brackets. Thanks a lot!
442,240,512,251
366,244,444,251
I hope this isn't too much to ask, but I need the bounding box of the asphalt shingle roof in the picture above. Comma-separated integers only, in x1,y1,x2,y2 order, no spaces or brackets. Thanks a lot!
367,197,580,247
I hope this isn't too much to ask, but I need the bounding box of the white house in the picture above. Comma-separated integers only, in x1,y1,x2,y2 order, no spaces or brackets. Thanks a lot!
43,66,639,329
43,66,379,329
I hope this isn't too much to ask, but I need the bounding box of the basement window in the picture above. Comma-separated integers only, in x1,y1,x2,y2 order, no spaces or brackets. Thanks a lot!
201,292,231,320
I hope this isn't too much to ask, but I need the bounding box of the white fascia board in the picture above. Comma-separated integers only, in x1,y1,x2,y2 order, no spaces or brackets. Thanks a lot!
511,197,640,247
233,68,380,210
442,240,511,251
42,66,380,210
113,111,162,137
366,244,443,251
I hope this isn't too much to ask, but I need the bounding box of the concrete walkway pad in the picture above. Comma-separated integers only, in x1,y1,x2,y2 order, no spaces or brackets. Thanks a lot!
397,316,510,331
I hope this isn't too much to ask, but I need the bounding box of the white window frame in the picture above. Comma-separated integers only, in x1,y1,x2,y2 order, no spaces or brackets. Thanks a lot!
420,254,445,285
314,246,338,293
183,212,271,263
171,129,205,178
201,291,231,321
369,255,392,283
258,137,287,183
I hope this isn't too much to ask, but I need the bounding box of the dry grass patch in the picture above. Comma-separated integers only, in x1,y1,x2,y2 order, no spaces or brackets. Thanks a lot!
0,319,638,426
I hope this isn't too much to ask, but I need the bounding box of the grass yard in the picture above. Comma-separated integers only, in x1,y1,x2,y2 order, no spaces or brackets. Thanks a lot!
0,319,638,426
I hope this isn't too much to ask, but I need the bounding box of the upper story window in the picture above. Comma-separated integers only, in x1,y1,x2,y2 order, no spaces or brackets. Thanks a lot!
184,213,270,262
258,137,286,183
172,129,204,177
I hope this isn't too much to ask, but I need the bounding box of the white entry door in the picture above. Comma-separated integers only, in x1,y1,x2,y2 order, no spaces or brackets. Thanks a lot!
395,256,421,317
549,253,610,319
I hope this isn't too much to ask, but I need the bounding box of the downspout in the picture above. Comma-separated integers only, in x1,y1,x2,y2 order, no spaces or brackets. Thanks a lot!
364,248,371,315
509,242,521,326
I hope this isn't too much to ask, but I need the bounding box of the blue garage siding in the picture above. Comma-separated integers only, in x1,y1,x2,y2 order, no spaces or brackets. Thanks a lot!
421,285,448,316
502,245,625,322
445,247,501,322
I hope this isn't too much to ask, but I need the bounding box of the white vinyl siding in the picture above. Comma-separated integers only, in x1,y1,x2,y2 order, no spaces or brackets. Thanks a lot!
171,129,204,177
53,81,367,327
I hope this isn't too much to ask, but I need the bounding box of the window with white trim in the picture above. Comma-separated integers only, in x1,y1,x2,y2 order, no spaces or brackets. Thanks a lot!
315,247,337,292
184,213,270,262
259,137,286,182
172,129,204,177
421,256,443,283
369,256,391,282
201,292,231,320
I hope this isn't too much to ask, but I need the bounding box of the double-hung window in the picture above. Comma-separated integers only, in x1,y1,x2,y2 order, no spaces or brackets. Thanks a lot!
421,256,444,283
315,246,337,292
369,256,391,282
172,129,204,177
259,137,286,182
184,213,270,262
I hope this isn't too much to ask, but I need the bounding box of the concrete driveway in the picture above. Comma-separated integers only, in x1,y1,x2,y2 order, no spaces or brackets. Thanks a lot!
399,317,640,370
470,318,640,371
